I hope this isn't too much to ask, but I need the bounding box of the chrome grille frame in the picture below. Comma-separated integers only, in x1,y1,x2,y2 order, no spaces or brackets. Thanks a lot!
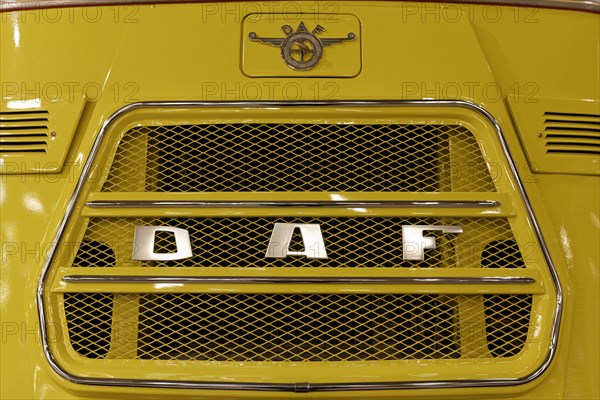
37,100,563,392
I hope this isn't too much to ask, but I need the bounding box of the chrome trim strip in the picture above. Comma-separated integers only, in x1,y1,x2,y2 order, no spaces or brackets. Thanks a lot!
37,100,562,392
61,275,535,284
1,0,598,14
85,200,501,208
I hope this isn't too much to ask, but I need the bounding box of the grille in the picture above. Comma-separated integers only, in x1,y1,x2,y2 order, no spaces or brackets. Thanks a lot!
101,124,496,192
63,292,532,361
70,217,518,268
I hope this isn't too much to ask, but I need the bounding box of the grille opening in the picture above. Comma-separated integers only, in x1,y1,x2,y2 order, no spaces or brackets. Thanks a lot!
136,293,461,362
482,240,532,357
102,124,495,192
64,293,113,358
483,294,532,357
481,240,525,269
73,241,115,268
63,292,534,362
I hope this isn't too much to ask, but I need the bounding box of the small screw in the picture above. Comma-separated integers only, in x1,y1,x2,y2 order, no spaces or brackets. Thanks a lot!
536,132,542,138
50,132,56,137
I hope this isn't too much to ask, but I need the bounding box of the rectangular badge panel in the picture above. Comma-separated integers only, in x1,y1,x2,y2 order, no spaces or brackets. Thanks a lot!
242,13,361,77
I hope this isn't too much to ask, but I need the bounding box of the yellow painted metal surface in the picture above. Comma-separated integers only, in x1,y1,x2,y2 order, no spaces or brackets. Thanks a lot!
507,96,600,175
0,96,86,173
0,2,598,399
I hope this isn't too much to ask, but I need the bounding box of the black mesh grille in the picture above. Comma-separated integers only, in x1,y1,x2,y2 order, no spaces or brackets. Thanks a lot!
482,240,532,357
102,124,496,192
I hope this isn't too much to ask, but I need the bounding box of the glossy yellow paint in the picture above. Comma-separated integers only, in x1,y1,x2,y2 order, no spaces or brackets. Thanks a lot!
0,96,86,173
507,96,600,175
0,2,598,399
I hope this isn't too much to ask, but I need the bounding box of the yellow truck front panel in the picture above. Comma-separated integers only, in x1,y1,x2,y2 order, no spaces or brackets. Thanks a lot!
1,2,598,399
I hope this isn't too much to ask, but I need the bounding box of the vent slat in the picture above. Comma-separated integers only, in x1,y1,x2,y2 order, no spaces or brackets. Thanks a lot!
0,118,48,124
545,137,600,146
0,128,49,136
0,111,49,120
0,145,47,152
544,111,600,119
0,137,48,146
0,125,49,131
0,133,47,139
544,126,600,134
545,133,600,140
0,149,47,154
547,149,599,155
544,122,600,131
545,118,600,125
545,143,600,155
0,137,48,144
0,121,48,129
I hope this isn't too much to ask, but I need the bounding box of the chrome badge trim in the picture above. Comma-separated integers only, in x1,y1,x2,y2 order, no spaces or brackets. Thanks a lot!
249,22,355,70
37,100,563,392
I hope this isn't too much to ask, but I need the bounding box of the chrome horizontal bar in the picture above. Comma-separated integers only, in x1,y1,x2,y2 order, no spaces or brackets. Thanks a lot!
62,275,534,284
2,0,598,14
85,200,501,208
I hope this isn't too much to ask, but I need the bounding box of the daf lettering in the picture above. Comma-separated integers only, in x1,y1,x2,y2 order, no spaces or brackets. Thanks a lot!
131,223,462,262
132,226,193,261
265,223,328,259
401,225,463,261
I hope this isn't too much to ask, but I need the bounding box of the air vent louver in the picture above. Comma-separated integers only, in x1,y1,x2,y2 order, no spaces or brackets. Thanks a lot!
508,97,600,175
544,112,600,155
0,110,50,154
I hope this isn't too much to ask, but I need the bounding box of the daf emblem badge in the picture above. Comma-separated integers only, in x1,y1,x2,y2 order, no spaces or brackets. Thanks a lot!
249,21,356,70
